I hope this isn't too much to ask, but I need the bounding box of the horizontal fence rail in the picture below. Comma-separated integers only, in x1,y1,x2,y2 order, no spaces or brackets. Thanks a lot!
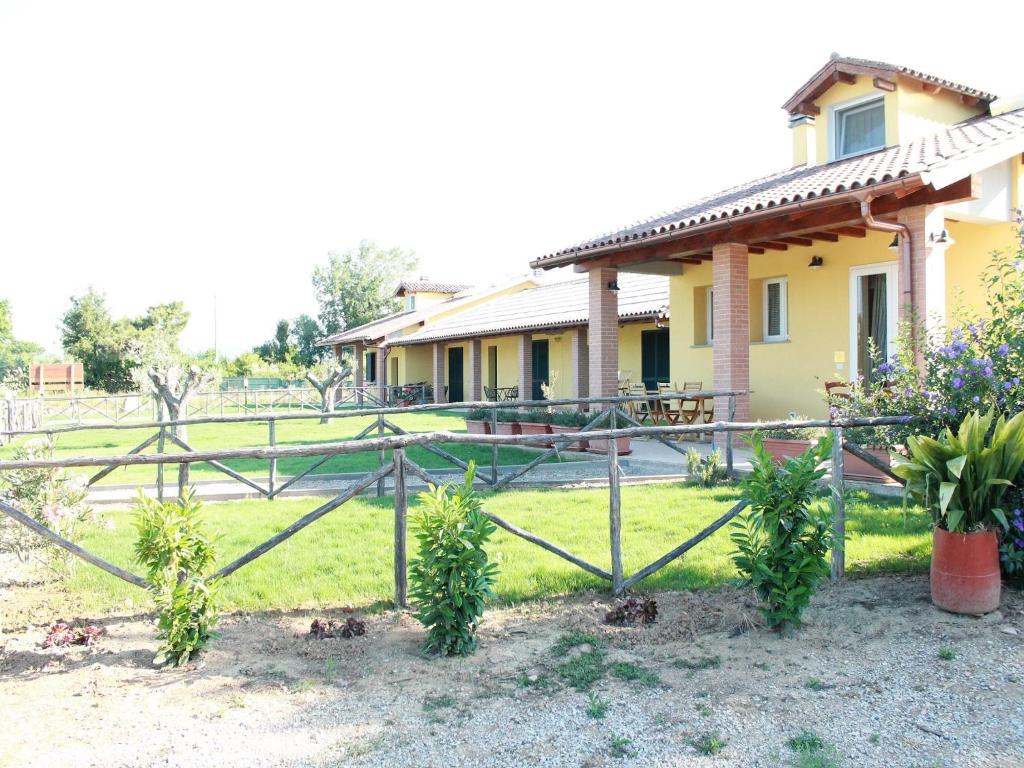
0,389,907,603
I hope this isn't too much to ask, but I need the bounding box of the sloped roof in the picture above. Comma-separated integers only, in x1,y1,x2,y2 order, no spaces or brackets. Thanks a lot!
784,56,998,114
393,280,472,297
318,276,537,346
533,108,1024,268
389,273,668,345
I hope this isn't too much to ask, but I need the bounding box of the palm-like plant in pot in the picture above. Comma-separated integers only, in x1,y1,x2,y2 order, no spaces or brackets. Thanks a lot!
892,409,1024,614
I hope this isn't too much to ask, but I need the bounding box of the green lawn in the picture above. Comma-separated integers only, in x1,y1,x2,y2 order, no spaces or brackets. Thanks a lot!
69,483,931,615
0,410,570,487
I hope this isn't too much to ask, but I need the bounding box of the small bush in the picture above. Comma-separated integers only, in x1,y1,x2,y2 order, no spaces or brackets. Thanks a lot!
518,408,553,424
551,410,590,428
409,462,498,656
465,408,491,422
133,490,219,666
609,661,660,687
686,447,726,488
586,692,609,719
692,732,726,755
495,409,521,423
731,433,838,633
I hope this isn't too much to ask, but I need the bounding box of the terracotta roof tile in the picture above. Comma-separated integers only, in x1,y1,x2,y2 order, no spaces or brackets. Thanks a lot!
535,109,1024,265
394,280,473,297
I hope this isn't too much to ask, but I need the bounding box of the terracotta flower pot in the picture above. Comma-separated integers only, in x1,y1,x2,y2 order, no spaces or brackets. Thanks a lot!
586,436,631,456
761,438,812,465
931,527,1001,615
519,422,552,448
465,420,490,435
495,422,521,436
550,425,588,452
842,445,895,483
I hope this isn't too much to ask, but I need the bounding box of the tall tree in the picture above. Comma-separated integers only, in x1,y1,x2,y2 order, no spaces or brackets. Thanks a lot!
312,241,417,336
254,319,293,363
0,299,43,383
290,314,324,367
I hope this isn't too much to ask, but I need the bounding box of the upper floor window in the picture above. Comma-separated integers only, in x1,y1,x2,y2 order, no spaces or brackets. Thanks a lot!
834,97,884,159
404,295,416,311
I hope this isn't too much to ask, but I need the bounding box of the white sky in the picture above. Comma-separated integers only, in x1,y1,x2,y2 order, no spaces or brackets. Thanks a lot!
0,1,1018,356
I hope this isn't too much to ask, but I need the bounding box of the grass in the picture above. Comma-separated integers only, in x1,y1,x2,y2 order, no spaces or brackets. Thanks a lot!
609,735,635,759
788,731,826,753
805,677,828,691
672,655,721,671
422,694,456,712
0,409,574,487
585,692,609,719
788,729,841,768
692,732,726,755
938,645,958,661
59,483,930,615
608,661,660,688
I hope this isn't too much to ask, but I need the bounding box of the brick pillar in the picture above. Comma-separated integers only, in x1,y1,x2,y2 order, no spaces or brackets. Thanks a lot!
897,204,946,334
432,343,447,404
712,243,750,430
468,338,482,402
353,342,365,405
517,332,532,403
571,326,589,402
376,348,387,403
588,268,619,409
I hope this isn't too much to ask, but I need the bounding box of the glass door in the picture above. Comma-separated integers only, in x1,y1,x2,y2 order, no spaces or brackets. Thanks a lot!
849,264,898,383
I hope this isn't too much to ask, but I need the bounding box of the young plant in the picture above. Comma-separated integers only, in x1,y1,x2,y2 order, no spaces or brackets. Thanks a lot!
686,447,726,488
133,490,219,666
408,462,499,656
892,409,1024,533
731,433,838,633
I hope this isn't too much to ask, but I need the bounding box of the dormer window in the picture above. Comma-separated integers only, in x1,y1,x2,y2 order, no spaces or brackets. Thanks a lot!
834,96,885,159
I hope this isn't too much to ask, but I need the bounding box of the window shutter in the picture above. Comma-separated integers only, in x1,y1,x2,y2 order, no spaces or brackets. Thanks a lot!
766,281,782,338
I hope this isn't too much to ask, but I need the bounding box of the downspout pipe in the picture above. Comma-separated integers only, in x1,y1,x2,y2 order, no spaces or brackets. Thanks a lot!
858,195,911,312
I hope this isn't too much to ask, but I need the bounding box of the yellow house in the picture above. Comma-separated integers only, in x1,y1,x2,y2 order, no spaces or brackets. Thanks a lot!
530,56,1024,422
388,273,669,403
318,277,537,399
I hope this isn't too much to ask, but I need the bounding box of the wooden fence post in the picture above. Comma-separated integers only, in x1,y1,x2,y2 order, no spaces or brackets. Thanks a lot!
156,425,166,503
268,419,277,500
830,425,845,580
393,448,408,609
726,394,736,477
490,403,498,485
608,407,623,594
376,413,386,498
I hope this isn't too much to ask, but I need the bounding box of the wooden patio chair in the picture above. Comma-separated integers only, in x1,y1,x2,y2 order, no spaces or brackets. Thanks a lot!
656,382,677,424
824,380,852,402
678,381,703,425
626,382,652,424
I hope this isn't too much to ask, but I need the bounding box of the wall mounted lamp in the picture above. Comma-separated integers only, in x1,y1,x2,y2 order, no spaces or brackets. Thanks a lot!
929,229,954,246
607,280,620,292
887,234,900,251
808,255,824,270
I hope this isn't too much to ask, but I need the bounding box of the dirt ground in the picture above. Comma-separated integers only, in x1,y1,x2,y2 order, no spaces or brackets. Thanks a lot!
1,573,1022,768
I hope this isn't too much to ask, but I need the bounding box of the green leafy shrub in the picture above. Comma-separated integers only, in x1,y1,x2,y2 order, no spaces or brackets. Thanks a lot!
551,410,590,428
892,409,1024,533
0,437,92,575
731,433,837,633
686,447,726,487
409,462,499,656
495,409,521,423
518,408,553,424
465,408,491,422
133,490,219,666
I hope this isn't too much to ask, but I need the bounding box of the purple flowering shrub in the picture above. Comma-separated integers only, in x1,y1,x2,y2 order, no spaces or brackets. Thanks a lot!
1002,490,1024,581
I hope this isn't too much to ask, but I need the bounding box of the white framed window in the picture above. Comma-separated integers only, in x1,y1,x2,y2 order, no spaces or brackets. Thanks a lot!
705,287,714,344
763,278,788,341
833,96,885,159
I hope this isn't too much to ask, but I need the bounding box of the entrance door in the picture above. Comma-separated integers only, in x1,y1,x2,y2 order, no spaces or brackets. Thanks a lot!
447,347,464,402
531,340,549,400
641,329,671,390
849,264,898,382
365,351,377,383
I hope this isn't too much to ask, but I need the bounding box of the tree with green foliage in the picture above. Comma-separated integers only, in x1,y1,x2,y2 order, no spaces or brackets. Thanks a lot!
312,241,417,337
289,313,324,367
0,299,43,386
254,319,293,363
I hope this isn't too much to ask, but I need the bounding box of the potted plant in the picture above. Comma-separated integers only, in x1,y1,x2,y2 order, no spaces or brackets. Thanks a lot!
494,409,522,436
517,409,553,448
464,408,491,435
550,410,590,452
758,419,823,465
586,411,631,456
892,409,1024,615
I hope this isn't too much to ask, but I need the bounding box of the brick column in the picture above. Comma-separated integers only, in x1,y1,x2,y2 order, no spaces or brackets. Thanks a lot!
517,333,532,403
432,342,447,404
353,342,365,405
571,326,589,402
468,338,482,402
376,348,387,403
712,243,750,430
897,204,946,334
588,268,619,409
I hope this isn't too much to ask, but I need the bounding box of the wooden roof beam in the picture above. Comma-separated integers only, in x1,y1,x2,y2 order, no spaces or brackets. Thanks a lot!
834,226,866,238
753,241,789,251
747,246,765,255
873,77,896,93
922,82,942,94
806,231,840,242
777,236,814,247
961,94,981,107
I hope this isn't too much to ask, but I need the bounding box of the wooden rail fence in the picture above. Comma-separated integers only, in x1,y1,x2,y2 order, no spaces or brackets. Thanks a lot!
0,393,910,602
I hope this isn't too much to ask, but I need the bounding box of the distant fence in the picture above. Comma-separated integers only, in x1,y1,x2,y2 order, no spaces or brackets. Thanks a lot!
0,398,42,446
0,390,909,599
2,384,433,428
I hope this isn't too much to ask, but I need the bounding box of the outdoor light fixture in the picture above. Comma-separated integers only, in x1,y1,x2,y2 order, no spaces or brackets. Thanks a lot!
607,280,620,292
887,234,900,251
930,229,954,246
808,255,824,270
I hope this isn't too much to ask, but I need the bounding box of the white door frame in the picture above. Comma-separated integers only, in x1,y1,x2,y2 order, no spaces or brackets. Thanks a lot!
849,262,899,380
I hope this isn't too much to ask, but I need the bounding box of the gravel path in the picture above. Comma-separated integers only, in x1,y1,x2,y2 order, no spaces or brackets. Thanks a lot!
2,575,1021,767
